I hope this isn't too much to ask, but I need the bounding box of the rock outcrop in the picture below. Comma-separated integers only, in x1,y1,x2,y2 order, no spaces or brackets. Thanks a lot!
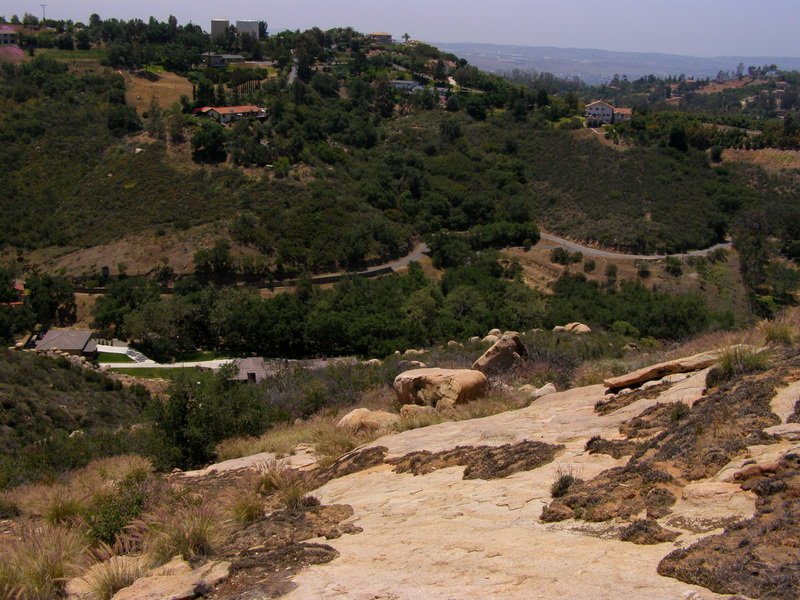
472,334,528,375
393,368,489,410
519,382,557,401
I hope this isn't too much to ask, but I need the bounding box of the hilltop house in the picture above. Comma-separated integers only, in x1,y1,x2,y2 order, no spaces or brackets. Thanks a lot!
198,105,266,124
585,101,614,126
369,32,393,44
390,80,419,93
0,26,18,45
613,107,632,122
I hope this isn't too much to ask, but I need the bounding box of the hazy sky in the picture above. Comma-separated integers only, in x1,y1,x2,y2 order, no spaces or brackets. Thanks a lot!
8,0,800,58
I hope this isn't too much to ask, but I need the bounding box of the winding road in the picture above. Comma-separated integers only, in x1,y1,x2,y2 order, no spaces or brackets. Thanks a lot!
536,232,731,261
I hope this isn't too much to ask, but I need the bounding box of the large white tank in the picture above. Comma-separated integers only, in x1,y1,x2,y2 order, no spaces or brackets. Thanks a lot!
211,19,229,38
236,20,259,41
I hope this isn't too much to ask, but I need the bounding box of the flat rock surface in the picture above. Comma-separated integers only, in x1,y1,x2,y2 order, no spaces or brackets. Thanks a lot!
771,379,800,423
281,384,737,599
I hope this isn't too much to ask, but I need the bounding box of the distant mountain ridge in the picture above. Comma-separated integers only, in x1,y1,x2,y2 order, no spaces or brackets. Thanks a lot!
431,42,800,84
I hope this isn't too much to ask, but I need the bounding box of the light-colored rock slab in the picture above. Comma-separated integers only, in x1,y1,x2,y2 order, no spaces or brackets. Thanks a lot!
764,423,800,440
771,380,800,423
111,560,230,600
180,446,317,477
604,351,718,389
712,442,800,482
472,334,527,375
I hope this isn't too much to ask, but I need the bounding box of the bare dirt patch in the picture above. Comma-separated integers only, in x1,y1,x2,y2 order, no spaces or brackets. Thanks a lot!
123,69,193,114
723,148,800,172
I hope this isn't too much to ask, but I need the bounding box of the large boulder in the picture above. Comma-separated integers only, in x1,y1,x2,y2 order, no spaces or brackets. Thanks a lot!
337,408,400,432
472,334,528,375
393,368,489,410
400,404,437,419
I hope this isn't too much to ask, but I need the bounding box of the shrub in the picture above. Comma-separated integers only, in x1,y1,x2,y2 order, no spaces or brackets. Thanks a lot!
759,317,795,344
41,485,87,525
86,477,152,545
550,466,581,498
0,492,20,518
583,259,596,273
707,344,769,387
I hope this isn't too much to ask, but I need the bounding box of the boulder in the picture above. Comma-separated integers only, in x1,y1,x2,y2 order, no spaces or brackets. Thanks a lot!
552,326,568,333
569,323,591,334
400,404,437,419
403,349,425,357
603,351,718,390
364,358,382,366
468,336,480,345
447,340,462,347
482,334,501,344
503,331,519,337
396,360,427,372
393,368,489,410
519,382,556,401
488,328,502,337
337,408,400,432
110,559,230,600
472,334,528,375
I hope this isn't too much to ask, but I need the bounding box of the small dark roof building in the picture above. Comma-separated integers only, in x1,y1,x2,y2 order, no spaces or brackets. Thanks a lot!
35,330,95,356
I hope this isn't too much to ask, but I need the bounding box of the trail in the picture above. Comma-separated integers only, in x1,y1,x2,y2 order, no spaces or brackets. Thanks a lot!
537,232,731,261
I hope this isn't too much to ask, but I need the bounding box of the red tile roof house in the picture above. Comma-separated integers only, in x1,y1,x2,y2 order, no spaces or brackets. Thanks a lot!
199,105,266,124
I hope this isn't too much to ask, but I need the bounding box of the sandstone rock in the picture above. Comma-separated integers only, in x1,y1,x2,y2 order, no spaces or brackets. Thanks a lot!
482,334,500,344
364,358,382,366
393,368,489,410
403,349,425,358
337,408,400,432
553,326,568,333
400,404,437,419
569,323,591,334
488,328,502,337
468,336,480,345
397,360,427,372
447,340,462,347
111,560,230,600
519,382,557,401
503,331,519,337
472,334,528,375
603,351,718,390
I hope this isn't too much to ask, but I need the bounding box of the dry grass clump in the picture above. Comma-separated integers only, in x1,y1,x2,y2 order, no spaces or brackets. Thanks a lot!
84,455,153,483
0,491,20,519
570,359,627,387
220,476,264,524
215,421,315,462
446,394,523,421
394,410,446,432
82,555,150,600
38,484,88,525
310,419,373,468
0,521,89,600
136,503,225,565
667,328,765,360
256,459,315,510
759,313,798,345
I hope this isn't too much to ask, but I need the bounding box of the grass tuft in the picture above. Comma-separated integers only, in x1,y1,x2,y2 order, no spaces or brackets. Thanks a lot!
136,503,225,565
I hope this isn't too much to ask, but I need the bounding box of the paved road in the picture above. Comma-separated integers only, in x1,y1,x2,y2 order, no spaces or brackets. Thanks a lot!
538,233,731,261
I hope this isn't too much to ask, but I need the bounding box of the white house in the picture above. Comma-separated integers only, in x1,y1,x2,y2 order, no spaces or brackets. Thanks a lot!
585,101,614,126
613,107,632,122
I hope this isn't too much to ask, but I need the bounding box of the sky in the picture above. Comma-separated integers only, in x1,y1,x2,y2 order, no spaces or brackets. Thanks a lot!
8,0,800,58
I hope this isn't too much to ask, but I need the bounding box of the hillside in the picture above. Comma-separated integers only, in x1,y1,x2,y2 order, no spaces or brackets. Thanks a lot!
2,324,800,599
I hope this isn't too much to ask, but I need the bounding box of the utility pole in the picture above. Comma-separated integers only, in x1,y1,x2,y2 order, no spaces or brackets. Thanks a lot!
40,4,46,22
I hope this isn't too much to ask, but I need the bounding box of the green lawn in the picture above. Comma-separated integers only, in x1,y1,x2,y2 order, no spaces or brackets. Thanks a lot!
39,48,106,60
96,352,136,363
110,367,199,379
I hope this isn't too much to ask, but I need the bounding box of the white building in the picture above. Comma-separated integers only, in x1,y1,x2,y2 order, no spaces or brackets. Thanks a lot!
236,20,259,40
210,19,229,38
585,101,614,127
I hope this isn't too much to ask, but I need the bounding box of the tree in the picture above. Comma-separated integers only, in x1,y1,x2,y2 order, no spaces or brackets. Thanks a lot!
191,120,227,162
27,275,77,327
146,94,165,140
